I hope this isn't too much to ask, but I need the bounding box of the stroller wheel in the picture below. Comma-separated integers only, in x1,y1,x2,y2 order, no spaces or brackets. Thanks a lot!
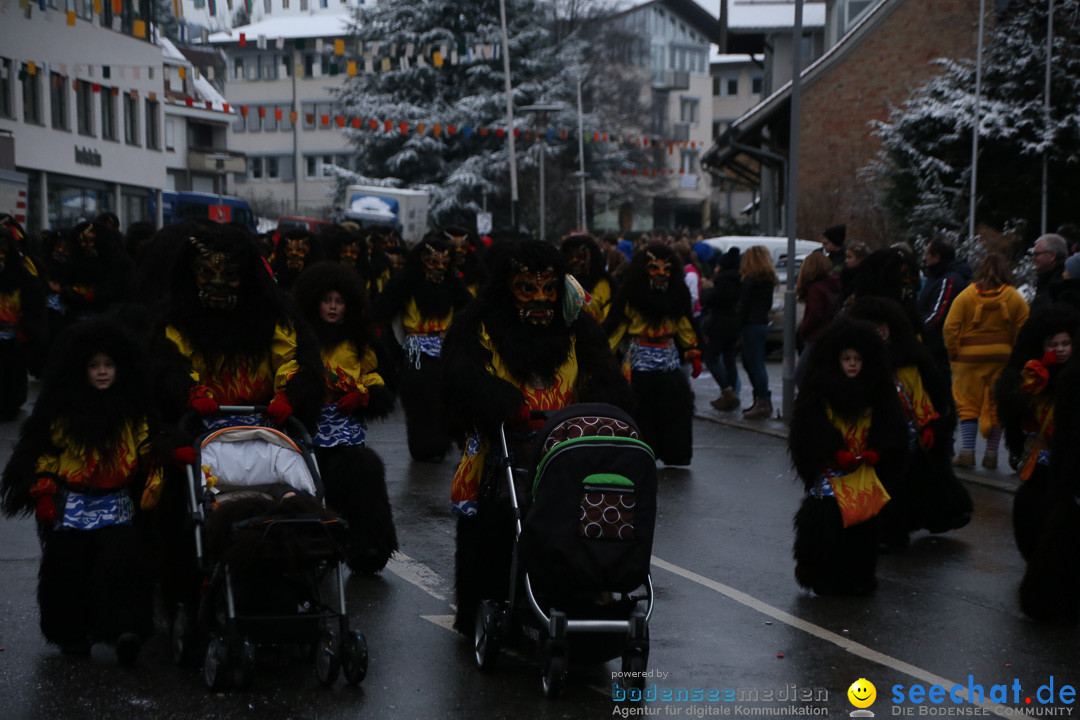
233,638,256,688
473,600,502,672
170,602,199,668
540,643,567,699
621,611,649,690
342,630,368,685
315,630,341,686
203,635,230,691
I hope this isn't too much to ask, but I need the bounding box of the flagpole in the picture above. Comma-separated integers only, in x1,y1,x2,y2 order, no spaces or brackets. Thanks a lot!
498,0,519,231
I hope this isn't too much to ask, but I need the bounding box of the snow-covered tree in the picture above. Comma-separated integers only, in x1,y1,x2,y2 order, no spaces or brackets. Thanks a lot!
331,0,656,236
870,0,1080,247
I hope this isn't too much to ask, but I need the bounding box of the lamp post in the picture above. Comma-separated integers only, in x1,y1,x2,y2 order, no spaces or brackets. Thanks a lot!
520,103,563,240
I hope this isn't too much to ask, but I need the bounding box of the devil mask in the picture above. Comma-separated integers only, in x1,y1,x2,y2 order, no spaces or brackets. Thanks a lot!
191,239,243,311
509,261,558,326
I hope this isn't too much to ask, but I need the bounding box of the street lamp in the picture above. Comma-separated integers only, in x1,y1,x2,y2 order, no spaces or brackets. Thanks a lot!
520,103,563,240
571,170,589,231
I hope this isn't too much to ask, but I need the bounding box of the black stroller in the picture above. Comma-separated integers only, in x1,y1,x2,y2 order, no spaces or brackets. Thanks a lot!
171,406,368,690
472,403,656,697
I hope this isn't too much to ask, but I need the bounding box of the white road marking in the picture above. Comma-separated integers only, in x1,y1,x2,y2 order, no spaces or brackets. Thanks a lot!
651,555,1016,717
385,551,450,603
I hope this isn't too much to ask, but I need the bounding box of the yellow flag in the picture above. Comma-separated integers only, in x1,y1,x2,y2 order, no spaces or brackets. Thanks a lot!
334,39,345,55
433,51,443,68
347,61,356,76
133,19,146,38
381,57,391,72
178,66,186,79
67,10,76,25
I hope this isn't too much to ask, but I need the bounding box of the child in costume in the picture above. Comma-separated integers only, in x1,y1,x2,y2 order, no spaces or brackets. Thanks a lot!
292,262,399,573
0,216,46,420
561,233,614,323
789,319,909,596
995,304,1079,560
604,243,701,466
1,317,165,663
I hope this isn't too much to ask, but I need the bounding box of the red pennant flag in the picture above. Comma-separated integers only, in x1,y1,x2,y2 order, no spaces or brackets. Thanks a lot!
603,133,608,142
433,124,442,137
239,33,247,47
320,115,329,126
384,120,392,132
369,119,378,130
223,103,230,113
447,125,456,135
479,127,489,136
400,121,408,134
275,108,283,121
258,106,266,118
335,116,344,128
632,169,638,175
92,83,101,93
679,167,685,174
496,128,505,138
352,117,361,129
643,138,649,147
513,129,520,138
205,101,212,109
241,106,249,117
593,132,599,142
185,96,193,106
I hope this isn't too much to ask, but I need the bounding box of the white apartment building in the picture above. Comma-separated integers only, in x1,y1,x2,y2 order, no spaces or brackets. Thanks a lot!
0,0,167,232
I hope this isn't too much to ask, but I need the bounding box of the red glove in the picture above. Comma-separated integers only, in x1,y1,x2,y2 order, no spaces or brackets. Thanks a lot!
335,389,369,416
188,386,219,416
173,447,197,466
508,404,531,429
267,395,293,425
691,356,702,379
1042,349,1060,367
920,426,935,450
35,495,56,525
859,450,879,466
834,449,858,470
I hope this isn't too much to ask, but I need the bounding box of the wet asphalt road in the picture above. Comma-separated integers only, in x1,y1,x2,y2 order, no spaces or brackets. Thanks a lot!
0,370,1077,720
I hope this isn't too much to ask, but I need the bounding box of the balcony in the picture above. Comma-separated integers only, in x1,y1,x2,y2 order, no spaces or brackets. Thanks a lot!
187,150,246,174
653,70,690,91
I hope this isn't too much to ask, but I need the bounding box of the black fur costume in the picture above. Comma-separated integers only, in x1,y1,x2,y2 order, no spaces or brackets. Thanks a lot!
847,296,972,547
788,319,909,596
439,224,489,296
374,237,473,461
560,233,615,322
849,247,923,333
320,224,375,289
604,243,699,466
1019,360,1080,622
996,304,1080,561
1,317,160,655
149,222,324,615
271,228,323,292
442,240,632,635
292,262,399,573
56,220,134,324
0,218,46,420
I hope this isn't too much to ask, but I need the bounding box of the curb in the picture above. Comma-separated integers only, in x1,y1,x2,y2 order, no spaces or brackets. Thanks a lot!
693,409,1019,495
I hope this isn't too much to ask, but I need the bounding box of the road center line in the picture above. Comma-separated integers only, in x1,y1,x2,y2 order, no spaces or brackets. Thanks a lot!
651,555,1016,717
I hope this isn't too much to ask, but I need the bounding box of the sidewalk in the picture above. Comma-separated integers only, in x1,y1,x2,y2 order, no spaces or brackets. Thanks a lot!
689,362,1019,495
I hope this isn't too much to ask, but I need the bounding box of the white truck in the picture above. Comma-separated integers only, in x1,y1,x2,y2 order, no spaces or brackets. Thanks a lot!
341,185,430,244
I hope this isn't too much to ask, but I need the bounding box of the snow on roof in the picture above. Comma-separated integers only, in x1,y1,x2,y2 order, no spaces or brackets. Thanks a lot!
190,73,230,110
710,49,764,64
728,1,826,30
206,11,354,44
158,36,189,63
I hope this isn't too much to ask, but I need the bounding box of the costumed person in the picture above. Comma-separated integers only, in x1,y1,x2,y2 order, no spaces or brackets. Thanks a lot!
788,319,909,596
847,296,973,550
149,221,324,619
850,246,924,333
54,219,134,324
443,239,632,635
365,225,407,297
320,223,375,289
943,252,1029,469
1,317,167,663
292,262,399,573
995,304,1079,560
1019,352,1080,622
374,236,473,461
441,224,488,297
605,243,701,465
561,232,614,323
0,215,46,420
270,227,322,293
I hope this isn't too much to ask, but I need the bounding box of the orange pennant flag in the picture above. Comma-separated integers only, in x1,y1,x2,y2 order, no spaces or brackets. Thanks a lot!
67,10,76,25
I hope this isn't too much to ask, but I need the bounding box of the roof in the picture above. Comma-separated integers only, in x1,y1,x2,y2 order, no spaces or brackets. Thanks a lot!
205,11,354,44
609,0,721,42
709,50,764,64
726,1,826,31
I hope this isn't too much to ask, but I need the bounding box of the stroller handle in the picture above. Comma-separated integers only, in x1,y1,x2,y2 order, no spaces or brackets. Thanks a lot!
181,405,317,449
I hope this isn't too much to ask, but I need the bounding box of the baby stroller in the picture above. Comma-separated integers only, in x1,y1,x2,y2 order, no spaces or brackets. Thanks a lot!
171,405,368,690
472,403,656,697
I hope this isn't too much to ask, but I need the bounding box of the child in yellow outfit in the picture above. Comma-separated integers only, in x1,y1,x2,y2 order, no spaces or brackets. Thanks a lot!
943,252,1029,468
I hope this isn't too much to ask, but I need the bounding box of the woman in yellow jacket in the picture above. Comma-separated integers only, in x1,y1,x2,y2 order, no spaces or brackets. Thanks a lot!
943,252,1029,468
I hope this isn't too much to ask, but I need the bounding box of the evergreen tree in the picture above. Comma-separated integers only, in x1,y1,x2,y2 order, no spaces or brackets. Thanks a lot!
870,0,1080,246
332,0,655,236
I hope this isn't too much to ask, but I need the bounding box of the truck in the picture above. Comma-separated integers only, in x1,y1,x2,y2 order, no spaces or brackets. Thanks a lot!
340,185,430,244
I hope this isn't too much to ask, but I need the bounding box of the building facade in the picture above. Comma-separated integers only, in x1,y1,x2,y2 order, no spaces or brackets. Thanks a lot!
0,0,167,232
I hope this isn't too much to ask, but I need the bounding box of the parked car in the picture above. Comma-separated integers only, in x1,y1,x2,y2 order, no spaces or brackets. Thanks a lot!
276,215,333,234
702,236,821,354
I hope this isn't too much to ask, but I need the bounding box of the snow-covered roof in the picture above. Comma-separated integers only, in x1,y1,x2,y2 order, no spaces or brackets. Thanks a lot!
205,11,354,44
190,73,230,110
710,49,764,64
728,1,826,30
158,36,189,64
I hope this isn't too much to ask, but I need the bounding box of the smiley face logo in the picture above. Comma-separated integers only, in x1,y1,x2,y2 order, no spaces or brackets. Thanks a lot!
848,678,877,709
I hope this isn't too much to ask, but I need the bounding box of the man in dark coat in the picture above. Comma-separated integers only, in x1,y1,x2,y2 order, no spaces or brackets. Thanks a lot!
1030,233,1068,313
917,238,972,385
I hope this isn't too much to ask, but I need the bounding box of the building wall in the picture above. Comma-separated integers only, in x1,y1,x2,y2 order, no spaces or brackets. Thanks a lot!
796,0,981,246
0,9,167,230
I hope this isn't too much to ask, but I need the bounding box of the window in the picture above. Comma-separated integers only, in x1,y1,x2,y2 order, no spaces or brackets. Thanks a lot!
123,92,139,145
680,149,699,174
76,0,92,19
145,98,160,149
751,75,763,95
0,58,14,119
246,155,293,181
76,80,94,136
50,72,69,130
262,106,277,131
22,69,42,125
101,88,117,140
246,106,260,131
278,106,292,131
844,0,873,28
234,57,245,81
305,154,336,179
164,117,175,150
260,55,277,80
679,97,699,124
248,156,263,180
726,77,739,96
